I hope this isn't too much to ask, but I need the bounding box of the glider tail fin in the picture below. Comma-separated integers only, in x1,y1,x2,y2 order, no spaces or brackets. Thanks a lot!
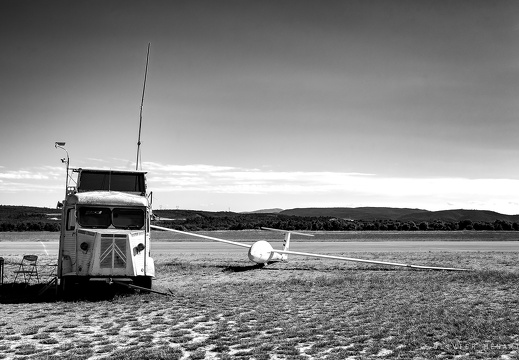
281,232,291,260
261,227,314,262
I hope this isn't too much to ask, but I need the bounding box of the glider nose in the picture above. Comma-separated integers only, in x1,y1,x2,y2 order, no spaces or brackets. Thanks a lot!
248,240,284,264
248,240,273,263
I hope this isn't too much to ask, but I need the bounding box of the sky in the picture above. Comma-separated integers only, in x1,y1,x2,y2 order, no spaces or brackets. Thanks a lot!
1,0,518,213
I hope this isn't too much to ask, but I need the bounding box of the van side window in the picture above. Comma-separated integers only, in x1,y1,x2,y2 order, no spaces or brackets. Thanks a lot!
66,209,76,230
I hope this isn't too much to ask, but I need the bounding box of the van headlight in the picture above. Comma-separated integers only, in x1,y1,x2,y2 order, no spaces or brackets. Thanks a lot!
80,242,89,252
135,243,145,253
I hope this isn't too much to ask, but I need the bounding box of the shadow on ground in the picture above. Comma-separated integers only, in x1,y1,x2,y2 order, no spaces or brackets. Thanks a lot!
0,281,138,304
222,263,266,272
219,263,409,272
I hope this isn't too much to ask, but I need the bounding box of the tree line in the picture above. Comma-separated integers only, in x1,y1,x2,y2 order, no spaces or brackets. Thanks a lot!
0,221,61,232
0,207,61,232
1,214,519,232
153,214,519,232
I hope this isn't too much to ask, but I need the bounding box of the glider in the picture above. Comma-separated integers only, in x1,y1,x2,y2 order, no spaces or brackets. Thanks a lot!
150,225,469,271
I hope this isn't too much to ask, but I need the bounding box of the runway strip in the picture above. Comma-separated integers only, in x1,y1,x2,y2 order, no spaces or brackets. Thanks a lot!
1,241,517,256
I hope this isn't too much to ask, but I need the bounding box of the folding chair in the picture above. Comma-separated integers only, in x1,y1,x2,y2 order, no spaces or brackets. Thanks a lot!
13,255,39,285
0,257,4,285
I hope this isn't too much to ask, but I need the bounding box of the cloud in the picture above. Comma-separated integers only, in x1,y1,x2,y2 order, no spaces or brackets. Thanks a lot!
0,170,49,180
146,164,374,194
142,161,519,213
0,182,61,193
143,162,236,173
85,157,110,163
145,161,517,198
3,161,519,214
0,167,65,198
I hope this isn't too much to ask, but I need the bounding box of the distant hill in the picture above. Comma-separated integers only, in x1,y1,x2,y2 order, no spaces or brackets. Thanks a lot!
243,208,284,214
397,209,519,223
280,207,426,220
2,205,518,223
152,209,235,219
280,207,519,223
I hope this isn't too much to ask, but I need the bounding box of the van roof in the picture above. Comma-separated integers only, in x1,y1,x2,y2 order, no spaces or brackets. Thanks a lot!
67,191,149,207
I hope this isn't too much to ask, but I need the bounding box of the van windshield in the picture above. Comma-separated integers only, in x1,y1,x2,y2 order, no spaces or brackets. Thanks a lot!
78,207,144,229
112,208,144,229
78,207,111,228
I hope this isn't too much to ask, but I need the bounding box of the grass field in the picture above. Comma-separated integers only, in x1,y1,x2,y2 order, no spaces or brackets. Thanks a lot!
1,233,519,359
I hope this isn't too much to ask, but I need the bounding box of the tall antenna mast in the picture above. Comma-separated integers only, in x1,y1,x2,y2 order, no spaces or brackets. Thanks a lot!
136,43,150,170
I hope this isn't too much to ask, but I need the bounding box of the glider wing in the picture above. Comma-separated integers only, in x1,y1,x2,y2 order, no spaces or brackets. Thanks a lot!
150,224,251,248
274,249,469,271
